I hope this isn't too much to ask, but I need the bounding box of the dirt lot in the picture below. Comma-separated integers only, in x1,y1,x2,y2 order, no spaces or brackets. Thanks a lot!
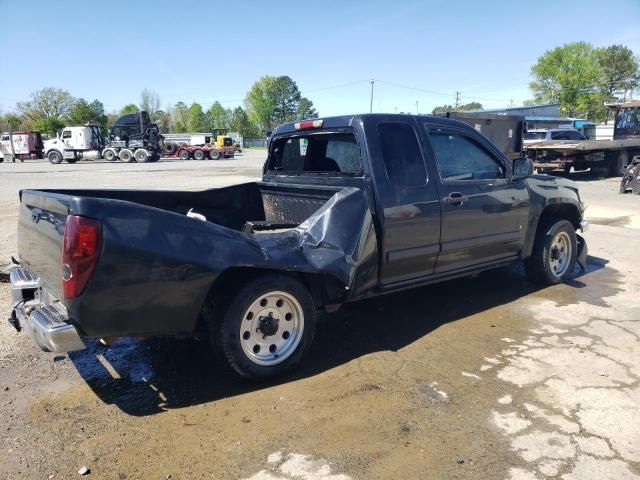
1,155,639,480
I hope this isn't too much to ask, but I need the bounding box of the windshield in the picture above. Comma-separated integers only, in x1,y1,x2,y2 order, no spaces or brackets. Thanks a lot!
617,107,638,128
524,132,547,140
267,132,362,175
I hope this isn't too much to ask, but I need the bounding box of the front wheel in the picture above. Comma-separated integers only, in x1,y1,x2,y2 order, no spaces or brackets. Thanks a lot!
525,218,577,285
208,274,316,380
48,150,63,164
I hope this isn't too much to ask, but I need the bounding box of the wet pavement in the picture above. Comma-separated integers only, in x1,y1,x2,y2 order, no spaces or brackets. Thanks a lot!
1,160,639,479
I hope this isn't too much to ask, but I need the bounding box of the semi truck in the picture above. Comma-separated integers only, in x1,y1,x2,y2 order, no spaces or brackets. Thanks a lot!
43,111,162,164
525,101,640,176
0,131,44,162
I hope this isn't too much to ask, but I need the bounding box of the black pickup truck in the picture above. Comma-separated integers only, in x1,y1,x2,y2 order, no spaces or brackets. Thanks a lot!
9,114,588,380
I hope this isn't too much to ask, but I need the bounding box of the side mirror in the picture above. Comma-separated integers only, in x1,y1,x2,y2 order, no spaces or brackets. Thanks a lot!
513,157,534,180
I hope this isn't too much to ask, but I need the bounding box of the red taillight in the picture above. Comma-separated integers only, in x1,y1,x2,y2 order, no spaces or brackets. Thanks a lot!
62,215,101,299
294,119,323,130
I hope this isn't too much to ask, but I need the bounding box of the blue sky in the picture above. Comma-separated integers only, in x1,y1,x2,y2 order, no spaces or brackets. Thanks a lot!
1,0,639,117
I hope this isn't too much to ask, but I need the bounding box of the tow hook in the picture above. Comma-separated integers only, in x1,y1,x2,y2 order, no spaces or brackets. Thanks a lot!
8,310,21,333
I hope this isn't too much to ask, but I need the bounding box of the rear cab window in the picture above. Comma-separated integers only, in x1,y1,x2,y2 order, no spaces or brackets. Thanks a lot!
267,132,362,175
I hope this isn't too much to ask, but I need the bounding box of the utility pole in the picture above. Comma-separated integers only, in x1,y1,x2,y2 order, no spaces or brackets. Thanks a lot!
415,100,419,114
369,79,375,114
509,98,514,108
454,91,462,109
395,106,398,114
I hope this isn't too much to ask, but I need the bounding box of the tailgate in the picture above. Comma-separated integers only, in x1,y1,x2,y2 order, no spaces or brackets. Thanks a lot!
17,190,70,299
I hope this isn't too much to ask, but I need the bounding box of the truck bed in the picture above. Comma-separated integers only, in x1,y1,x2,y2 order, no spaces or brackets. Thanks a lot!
17,181,375,337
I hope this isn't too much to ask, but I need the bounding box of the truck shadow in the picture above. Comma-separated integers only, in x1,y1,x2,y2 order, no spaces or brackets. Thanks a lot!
68,256,610,416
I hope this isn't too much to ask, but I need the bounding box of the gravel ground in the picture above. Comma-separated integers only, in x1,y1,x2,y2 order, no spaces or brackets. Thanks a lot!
0,157,639,480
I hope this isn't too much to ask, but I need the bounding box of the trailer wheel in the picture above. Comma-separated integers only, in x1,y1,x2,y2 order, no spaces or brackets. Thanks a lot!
103,149,117,161
193,149,205,160
47,150,63,164
209,149,221,160
119,149,134,163
134,149,151,163
178,149,190,160
207,274,317,380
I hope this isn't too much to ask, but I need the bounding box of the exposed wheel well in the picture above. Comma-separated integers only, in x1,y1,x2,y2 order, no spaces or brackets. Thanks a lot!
196,267,345,333
538,203,581,231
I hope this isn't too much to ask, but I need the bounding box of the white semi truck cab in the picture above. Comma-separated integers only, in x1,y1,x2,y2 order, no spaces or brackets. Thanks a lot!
44,125,104,164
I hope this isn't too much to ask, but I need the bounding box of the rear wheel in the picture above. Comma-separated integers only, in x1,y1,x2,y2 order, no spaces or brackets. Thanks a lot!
134,149,150,163
119,149,134,163
525,218,577,285
103,148,117,161
47,150,63,164
207,274,316,380
178,149,190,160
209,149,221,160
193,149,205,160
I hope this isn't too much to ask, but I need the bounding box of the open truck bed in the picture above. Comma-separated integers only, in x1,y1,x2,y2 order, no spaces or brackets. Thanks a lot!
14,182,375,343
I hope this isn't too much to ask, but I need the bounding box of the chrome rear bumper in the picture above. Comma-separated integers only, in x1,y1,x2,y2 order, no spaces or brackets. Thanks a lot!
9,266,86,353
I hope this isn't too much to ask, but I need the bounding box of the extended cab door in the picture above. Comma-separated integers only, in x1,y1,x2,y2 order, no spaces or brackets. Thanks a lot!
363,116,441,286
423,123,529,273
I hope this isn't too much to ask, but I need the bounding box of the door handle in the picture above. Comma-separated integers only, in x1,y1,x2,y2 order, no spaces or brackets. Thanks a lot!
443,192,468,206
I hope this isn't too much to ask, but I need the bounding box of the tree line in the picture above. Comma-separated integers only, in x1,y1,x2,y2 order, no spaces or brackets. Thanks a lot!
0,75,319,138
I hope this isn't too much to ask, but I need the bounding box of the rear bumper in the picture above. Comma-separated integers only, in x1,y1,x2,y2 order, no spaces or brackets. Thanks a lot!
9,266,86,353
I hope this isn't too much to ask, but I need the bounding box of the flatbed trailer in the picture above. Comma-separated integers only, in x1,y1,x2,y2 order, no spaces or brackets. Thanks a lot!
526,101,640,176
526,137,640,176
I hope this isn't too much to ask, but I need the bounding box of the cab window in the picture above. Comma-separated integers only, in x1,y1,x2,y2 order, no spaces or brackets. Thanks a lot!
429,132,505,181
268,132,361,175
62,130,72,139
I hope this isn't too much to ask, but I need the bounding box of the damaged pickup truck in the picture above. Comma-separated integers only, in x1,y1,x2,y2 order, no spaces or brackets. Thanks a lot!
9,114,588,380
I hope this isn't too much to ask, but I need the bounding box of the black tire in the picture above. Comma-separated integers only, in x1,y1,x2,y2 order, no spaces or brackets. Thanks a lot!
193,149,205,160
209,149,221,160
608,151,629,177
134,149,150,163
163,142,176,155
525,218,577,285
48,150,63,164
149,154,160,162
207,274,316,380
178,149,190,160
66,158,78,164
119,149,134,163
103,149,116,161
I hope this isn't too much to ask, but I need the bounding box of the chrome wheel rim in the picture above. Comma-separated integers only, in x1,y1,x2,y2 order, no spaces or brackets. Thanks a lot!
239,291,304,366
549,231,571,277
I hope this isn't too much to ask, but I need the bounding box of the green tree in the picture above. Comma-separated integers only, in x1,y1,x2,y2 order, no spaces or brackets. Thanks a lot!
597,45,640,100
207,101,228,130
188,102,206,131
1,113,23,131
155,110,172,133
16,87,75,127
67,98,107,128
245,75,314,129
296,97,318,120
431,102,483,114
120,104,139,115
33,117,66,136
529,42,605,120
229,106,259,138
172,102,189,133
